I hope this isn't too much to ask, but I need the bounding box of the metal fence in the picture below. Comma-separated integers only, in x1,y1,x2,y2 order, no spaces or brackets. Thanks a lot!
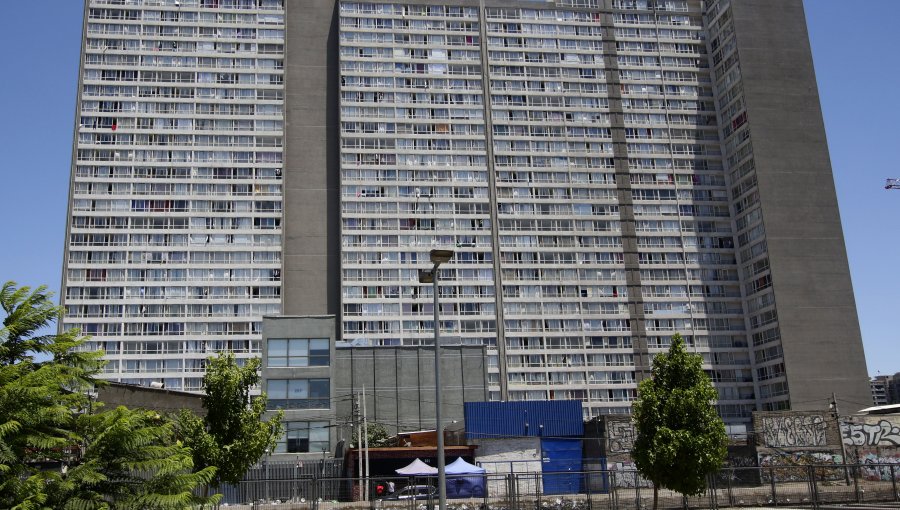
215,464,900,510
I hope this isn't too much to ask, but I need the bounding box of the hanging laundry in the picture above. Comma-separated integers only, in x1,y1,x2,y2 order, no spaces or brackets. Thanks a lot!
111,119,118,131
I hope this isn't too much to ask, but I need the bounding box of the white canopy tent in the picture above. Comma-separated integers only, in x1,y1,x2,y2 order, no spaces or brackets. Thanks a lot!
395,458,439,476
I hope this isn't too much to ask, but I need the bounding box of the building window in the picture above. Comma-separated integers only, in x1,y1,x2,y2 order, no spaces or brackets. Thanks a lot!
267,338,329,367
275,421,330,454
267,379,330,410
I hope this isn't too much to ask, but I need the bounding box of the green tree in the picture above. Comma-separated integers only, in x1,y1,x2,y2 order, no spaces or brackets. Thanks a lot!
0,282,218,510
353,422,390,448
631,333,727,510
0,282,104,509
55,406,220,510
178,352,283,490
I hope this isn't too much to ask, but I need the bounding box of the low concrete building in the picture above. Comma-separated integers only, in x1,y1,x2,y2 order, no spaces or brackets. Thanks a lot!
261,315,488,461
262,315,338,460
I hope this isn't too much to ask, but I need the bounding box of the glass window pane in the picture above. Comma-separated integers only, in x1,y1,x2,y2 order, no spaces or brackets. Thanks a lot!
288,339,309,367
309,379,330,398
288,379,309,399
287,435,309,453
309,422,330,442
269,339,288,356
267,379,287,399
309,339,330,366
289,339,309,356
288,426,309,439
309,356,328,367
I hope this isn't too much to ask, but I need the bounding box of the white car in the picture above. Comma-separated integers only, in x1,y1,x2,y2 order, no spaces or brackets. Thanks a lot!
382,485,437,501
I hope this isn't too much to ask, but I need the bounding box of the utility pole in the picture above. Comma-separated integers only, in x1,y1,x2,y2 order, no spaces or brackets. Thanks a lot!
363,386,370,501
831,392,851,484
356,391,363,499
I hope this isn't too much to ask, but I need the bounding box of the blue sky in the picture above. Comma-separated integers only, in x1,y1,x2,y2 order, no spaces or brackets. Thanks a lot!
0,1,896,376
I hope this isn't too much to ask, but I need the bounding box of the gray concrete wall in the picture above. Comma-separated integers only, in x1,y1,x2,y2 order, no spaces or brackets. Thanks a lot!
334,345,488,435
283,0,342,318
729,0,870,411
472,437,542,472
97,382,205,416
752,410,841,452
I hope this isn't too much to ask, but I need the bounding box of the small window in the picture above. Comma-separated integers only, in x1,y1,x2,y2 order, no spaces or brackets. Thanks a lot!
275,421,331,453
266,378,330,410
266,338,330,367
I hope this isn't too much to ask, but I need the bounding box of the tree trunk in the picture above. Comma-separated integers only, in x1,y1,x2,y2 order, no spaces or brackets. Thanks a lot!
653,485,659,510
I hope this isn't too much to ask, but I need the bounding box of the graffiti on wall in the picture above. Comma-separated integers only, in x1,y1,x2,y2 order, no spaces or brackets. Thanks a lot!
607,421,636,454
758,452,844,483
724,455,757,468
760,415,828,447
608,462,650,488
859,452,900,481
841,419,900,447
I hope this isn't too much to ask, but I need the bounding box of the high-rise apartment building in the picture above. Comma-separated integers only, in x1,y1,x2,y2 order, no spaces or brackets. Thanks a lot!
62,0,285,391
871,376,889,407
871,373,900,406
63,0,871,422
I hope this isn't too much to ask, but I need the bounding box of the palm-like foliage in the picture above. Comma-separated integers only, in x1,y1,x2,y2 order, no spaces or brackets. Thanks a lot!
0,281,219,509
0,282,103,508
56,407,219,510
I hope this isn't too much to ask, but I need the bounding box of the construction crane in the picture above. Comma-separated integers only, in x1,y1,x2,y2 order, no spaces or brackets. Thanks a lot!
886,179,900,189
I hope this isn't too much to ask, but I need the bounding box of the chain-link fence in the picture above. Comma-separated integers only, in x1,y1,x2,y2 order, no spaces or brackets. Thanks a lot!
215,463,900,510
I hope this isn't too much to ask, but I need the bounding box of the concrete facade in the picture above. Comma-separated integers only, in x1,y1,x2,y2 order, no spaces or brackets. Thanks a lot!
718,0,870,410
64,0,870,425
283,0,342,317
262,315,338,459
872,376,889,407
870,373,900,406
334,344,489,436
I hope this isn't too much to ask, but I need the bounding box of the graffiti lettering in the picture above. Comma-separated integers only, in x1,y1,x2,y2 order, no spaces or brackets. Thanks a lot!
841,420,900,447
760,415,827,447
608,462,650,488
725,456,757,468
859,453,900,481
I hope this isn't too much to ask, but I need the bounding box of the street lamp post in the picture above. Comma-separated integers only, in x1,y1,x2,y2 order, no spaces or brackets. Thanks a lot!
419,248,453,510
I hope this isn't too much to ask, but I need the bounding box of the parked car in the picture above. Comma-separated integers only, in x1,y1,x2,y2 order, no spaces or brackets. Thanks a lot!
381,485,437,501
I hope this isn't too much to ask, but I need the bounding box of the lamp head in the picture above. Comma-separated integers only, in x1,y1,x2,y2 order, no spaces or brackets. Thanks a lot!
430,249,454,265
418,269,435,284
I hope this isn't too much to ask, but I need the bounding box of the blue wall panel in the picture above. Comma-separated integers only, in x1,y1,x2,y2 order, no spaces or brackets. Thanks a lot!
541,438,583,495
464,400,583,439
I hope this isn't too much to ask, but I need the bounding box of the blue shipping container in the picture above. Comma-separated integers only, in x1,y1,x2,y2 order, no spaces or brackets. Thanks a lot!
541,438,583,495
464,400,584,439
